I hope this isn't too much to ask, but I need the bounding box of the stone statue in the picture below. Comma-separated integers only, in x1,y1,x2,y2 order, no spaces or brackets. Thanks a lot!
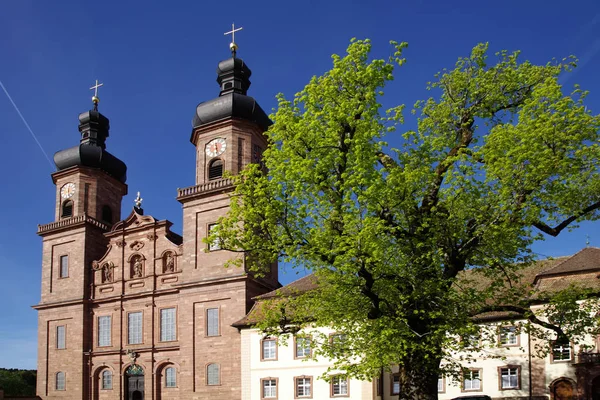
133,257,143,278
165,253,175,272
103,264,112,283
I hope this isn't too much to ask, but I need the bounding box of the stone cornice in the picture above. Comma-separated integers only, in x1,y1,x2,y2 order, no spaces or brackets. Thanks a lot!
37,213,111,236
176,177,234,202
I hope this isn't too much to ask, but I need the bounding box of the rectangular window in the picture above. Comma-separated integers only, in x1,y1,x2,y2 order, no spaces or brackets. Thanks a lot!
500,367,520,389
462,332,480,348
331,375,348,396
98,316,111,347
128,312,143,344
160,308,176,342
60,255,69,278
262,339,277,360
56,326,66,349
207,308,219,336
262,378,277,399
499,326,518,346
295,377,312,398
438,377,445,393
295,336,311,358
331,333,347,354
553,341,572,361
391,374,400,395
463,370,481,391
208,224,220,251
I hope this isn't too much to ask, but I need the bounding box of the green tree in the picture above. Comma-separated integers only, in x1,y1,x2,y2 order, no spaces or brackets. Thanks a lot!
212,39,600,399
0,368,37,396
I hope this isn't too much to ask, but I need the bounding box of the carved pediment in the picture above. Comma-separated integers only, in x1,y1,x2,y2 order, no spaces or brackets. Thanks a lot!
111,208,157,232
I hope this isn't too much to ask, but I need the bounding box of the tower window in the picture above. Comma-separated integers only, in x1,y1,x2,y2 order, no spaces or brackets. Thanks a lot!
61,200,73,218
224,82,233,90
208,159,223,180
101,205,113,224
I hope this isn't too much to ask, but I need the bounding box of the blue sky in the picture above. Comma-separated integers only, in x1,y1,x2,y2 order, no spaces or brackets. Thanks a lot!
1,0,599,369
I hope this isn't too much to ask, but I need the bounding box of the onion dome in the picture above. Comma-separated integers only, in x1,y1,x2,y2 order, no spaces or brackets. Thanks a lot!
54,109,127,183
192,54,271,132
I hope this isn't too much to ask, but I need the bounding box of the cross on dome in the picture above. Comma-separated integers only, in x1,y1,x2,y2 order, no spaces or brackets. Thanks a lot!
89,79,104,111
224,23,243,56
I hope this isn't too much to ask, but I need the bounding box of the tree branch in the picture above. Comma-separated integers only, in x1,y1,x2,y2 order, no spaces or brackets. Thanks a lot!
476,304,567,340
533,200,600,237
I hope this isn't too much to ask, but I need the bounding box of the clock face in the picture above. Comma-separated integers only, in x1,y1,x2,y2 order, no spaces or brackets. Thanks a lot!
205,138,227,158
60,182,76,199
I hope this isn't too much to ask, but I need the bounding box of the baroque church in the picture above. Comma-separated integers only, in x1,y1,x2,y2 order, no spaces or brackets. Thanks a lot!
34,29,600,400
34,33,280,399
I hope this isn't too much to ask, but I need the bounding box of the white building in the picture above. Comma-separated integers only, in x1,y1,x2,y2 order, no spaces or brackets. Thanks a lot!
236,247,600,400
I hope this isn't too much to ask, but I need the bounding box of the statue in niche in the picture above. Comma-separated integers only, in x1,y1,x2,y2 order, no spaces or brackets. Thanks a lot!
132,256,143,279
102,263,113,283
164,252,175,273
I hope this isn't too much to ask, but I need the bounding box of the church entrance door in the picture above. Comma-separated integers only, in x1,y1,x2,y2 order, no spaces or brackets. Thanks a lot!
125,364,144,400
553,379,574,400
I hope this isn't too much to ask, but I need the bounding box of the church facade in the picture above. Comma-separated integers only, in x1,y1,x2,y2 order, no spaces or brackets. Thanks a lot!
34,47,279,399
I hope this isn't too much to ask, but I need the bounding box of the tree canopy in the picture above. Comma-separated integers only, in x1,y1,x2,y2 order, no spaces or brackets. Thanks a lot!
211,39,600,399
0,368,36,396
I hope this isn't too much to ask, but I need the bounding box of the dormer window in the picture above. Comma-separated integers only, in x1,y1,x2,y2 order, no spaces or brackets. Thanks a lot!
208,159,223,180
61,200,73,218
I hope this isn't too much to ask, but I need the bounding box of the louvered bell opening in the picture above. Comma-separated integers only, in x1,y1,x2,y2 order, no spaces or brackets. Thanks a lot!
61,200,73,218
209,159,223,180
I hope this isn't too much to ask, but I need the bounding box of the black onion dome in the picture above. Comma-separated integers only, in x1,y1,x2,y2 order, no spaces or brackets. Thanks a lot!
54,110,127,183
192,55,272,132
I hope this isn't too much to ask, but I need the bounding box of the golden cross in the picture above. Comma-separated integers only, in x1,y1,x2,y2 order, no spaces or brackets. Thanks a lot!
224,23,243,45
90,79,103,98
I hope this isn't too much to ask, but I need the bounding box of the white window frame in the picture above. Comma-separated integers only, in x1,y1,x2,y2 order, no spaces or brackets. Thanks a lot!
438,376,445,393
295,336,311,359
295,376,312,398
262,378,277,399
499,326,518,346
261,339,277,361
552,341,572,362
463,370,481,391
391,374,400,395
331,375,348,396
500,367,519,389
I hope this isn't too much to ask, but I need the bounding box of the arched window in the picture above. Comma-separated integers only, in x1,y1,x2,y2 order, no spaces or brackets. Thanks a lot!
56,372,66,390
208,159,223,180
101,205,113,224
165,367,176,388
206,363,220,385
101,370,112,389
61,200,73,218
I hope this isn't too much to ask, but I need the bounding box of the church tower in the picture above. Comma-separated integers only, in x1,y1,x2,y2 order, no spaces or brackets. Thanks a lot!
175,31,279,397
35,91,128,399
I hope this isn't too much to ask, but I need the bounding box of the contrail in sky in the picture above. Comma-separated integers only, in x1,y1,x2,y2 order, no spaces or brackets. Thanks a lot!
0,80,55,170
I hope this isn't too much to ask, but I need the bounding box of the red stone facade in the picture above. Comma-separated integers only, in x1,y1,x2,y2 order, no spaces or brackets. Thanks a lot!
35,116,278,399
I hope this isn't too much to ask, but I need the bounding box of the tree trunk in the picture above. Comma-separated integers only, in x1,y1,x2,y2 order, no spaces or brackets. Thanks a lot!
397,350,443,400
